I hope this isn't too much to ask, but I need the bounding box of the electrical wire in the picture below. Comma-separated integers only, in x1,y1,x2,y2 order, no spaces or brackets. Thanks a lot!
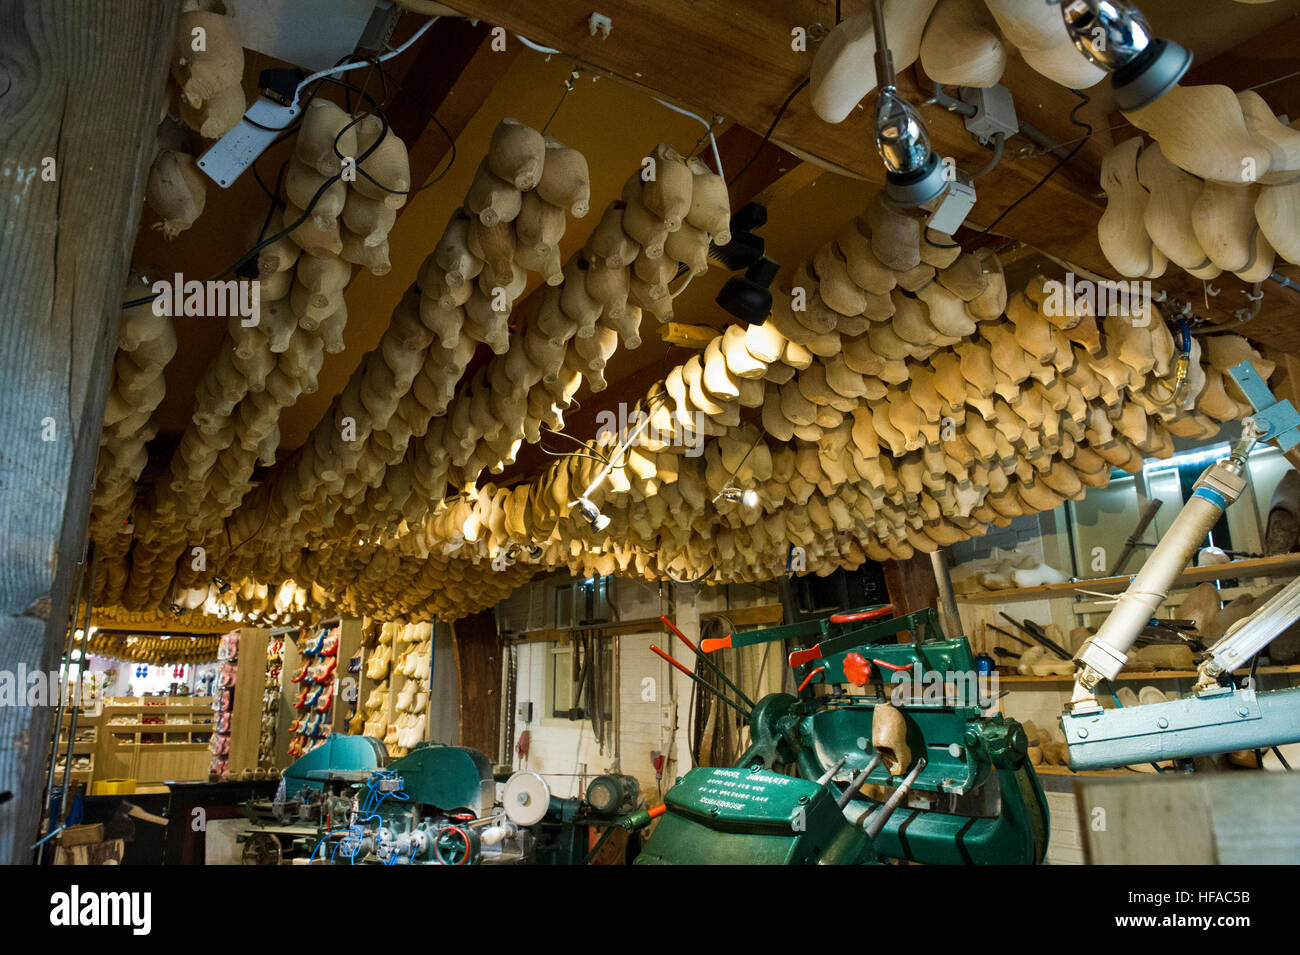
125,64,453,311
978,89,1092,236
654,98,724,180
728,77,809,187
293,16,439,106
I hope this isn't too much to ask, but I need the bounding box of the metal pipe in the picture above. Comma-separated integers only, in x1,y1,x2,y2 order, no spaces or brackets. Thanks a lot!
837,753,883,808
1018,121,1073,160
816,756,848,787
871,0,894,90
929,550,964,640
863,757,927,838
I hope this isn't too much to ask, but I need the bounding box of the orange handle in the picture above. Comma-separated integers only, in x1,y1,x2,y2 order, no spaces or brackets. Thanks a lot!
649,803,667,820
650,644,694,678
788,645,823,668
700,635,733,653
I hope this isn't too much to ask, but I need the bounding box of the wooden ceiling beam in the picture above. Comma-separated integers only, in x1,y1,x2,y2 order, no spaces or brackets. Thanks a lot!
436,1,1114,273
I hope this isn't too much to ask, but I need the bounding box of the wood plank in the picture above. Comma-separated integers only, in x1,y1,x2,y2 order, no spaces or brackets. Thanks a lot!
882,553,940,617
451,610,502,756
0,0,179,864
956,553,1300,605
660,322,720,349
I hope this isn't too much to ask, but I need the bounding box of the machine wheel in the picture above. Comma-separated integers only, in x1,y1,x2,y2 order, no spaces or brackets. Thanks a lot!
242,831,282,865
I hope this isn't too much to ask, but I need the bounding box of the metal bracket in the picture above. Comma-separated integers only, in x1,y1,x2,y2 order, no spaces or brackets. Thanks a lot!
1228,360,1300,451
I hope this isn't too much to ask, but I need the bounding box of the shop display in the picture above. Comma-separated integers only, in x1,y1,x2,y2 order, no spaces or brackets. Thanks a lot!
287,621,339,758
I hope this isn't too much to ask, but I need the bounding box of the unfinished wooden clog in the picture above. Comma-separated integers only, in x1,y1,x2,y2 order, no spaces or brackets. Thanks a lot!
1137,141,1220,278
1099,138,1166,278
810,1,939,123
1124,84,1273,184
1192,181,1259,273
920,0,1006,88
871,703,912,775
866,194,922,272
1238,91,1300,184
537,138,591,217
488,117,546,191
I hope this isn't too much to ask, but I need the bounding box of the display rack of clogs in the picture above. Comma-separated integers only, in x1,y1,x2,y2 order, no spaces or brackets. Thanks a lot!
257,633,286,770
287,620,339,758
361,621,395,742
388,621,432,759
207,630,240,778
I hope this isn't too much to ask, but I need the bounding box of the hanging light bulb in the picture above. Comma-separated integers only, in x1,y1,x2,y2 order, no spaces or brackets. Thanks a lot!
571,497,611,532
867,0,945,207
1057,0,1190,111
875,88,946,206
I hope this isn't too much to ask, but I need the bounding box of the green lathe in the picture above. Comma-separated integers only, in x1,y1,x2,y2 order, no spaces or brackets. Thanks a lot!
632,607,1049,865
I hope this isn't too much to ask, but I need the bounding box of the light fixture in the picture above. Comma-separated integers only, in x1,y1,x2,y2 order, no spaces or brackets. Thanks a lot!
1056,0,1190,111
716,256,780,325
870,0,946,207
713,486,759,509
572,497,611,532
568,407,657,533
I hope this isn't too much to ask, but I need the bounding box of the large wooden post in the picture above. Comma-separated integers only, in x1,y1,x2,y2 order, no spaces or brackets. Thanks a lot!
450,611,502,758
0,0,178,862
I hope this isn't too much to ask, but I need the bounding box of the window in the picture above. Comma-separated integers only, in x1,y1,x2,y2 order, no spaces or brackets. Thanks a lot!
553,576,613,629
547,639,613,723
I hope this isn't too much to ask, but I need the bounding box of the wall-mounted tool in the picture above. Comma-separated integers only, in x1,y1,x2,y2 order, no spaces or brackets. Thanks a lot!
1063,365,1300,769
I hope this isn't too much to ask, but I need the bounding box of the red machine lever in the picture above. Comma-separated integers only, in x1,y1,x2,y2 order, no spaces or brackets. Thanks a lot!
797,666,826,692
872,658,911,672
649,644,694,678
648,803,667,820
788,645,823,668
700,634,732,653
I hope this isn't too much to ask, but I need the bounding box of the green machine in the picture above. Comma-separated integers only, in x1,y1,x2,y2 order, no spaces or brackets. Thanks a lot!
633,607,1049,865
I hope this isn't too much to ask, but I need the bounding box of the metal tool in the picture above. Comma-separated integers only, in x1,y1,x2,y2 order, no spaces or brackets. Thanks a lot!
1064,370,1300,768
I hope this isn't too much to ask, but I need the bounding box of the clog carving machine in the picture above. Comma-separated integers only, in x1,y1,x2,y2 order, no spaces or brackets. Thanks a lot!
631,608,1049,865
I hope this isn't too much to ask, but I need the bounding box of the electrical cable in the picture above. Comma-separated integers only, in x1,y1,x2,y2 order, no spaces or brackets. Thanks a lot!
292,17,438,109
728,77,809,187
516,33,562,55
654,98,724,180
978,89,1092,235
123,75,412,310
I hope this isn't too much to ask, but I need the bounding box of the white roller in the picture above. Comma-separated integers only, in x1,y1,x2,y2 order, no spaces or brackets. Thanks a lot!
503,770,551,826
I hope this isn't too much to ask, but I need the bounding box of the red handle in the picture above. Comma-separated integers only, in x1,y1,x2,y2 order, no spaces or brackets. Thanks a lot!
660,615,704,655
872,658,911,672
648,803,667,820
650,644,694,678
830,604,894,624
788,645,823,668
797,666,826,692
700,635,732,653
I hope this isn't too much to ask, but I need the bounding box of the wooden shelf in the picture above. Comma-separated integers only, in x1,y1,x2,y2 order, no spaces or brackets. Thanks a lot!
955,553,1300,605
1033,765,1138,777
999,665,1300,684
